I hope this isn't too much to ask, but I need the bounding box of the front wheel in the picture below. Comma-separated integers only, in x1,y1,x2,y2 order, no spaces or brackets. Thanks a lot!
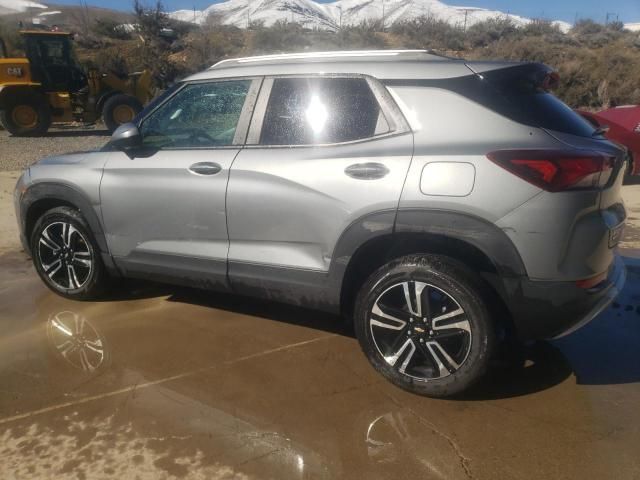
30,207,109,300
354,255,495,398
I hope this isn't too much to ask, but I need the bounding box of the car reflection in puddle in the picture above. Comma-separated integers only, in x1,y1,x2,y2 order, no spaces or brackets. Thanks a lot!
47,310,108,373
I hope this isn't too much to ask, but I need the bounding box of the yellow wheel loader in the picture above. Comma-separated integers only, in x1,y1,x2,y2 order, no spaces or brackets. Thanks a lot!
0,30,152,136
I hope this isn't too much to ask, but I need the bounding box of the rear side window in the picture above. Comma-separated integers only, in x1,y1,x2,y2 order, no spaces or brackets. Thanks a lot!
480,65,597,137
260,77,389,145
414,64,597,138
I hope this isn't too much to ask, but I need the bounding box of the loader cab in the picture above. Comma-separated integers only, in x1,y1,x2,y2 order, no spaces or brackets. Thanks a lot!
22,31,87,93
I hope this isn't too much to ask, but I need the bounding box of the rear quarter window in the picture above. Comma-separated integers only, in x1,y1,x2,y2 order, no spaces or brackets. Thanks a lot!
406,64,598,138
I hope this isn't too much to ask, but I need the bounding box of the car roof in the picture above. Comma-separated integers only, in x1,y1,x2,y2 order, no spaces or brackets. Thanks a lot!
184,49,480,82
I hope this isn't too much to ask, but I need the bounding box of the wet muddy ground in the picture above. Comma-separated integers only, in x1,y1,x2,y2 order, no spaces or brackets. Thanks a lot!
1,182,640,479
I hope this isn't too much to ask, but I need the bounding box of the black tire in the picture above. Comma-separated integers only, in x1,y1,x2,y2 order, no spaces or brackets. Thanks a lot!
354,254,495,398
102,94,142,132
0,94,51,136
30,207,108,300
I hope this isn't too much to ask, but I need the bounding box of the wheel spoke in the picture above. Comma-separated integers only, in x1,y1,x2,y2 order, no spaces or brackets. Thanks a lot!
72,256,92,268
432,308,470,333
371,303,407,330
61,223,76,248
51,316,73,336
67,265,80,289
427,340,461,375
44,259,62,278
84,340,104,355
385,338,416,375
73,313,85,336
57,340,77,358
421,285,431,321
402,281,427,317
78,348,93,372
40,231,61,252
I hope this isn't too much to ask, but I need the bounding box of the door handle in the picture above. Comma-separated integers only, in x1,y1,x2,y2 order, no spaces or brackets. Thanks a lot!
189,162,222,176
345,162,389,180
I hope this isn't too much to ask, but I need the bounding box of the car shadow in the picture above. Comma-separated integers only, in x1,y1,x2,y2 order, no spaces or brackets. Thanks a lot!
96,277,352,337
455,341,573,401
167,286,352,337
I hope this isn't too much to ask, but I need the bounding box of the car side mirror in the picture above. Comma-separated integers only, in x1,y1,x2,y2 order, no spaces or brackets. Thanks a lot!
111,123,142,150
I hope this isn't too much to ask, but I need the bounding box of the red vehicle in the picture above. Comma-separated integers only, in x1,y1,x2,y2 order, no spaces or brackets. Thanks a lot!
577,105,640,179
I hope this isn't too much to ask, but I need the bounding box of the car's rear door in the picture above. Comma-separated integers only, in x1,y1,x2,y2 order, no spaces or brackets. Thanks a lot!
225,75,413,303
100,78,261,289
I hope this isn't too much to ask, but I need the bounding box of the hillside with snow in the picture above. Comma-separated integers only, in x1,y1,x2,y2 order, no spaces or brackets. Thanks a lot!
170,0,572,32
0,0,46,15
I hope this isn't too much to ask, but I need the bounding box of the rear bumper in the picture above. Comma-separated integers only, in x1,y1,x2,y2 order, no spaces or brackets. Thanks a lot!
505,255,626,340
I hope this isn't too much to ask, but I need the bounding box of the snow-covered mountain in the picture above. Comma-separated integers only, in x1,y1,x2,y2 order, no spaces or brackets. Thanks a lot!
625,23,640,32
0,0,47,15
170,0,572,32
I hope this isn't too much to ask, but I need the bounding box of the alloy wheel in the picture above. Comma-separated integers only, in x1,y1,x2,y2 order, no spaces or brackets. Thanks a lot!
369,281,472,380
47,311,105,372
37,221,93,290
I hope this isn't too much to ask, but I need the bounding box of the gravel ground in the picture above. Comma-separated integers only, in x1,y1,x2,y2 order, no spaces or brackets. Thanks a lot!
0,127,110,171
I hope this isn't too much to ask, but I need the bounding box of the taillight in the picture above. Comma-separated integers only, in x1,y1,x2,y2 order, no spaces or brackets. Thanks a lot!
487,150,615,192
576,271,607,290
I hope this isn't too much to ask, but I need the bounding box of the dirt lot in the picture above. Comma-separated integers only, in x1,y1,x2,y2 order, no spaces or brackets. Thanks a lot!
1,137,640,479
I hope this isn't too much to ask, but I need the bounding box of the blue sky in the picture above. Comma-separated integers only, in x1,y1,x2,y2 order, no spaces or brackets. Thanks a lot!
50,0,640,23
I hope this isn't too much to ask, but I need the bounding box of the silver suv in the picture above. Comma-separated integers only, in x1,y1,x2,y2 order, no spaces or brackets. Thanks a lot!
14,51,627,397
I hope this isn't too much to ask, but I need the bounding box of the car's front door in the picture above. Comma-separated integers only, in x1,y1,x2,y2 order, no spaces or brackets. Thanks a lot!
100,78,260,289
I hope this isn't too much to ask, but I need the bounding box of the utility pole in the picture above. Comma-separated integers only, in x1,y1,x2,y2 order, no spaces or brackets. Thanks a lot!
457,8,472,32
605,12,618,24
338,5,342,29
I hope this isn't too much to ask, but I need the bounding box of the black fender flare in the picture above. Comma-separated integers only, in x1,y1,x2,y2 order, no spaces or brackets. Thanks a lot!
328,208,527,312
21,182,117,273
393,209,527,277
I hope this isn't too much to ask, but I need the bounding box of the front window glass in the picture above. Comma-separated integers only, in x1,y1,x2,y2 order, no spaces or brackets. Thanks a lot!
140,80,251,148
39,39,67,65
260,77,387,146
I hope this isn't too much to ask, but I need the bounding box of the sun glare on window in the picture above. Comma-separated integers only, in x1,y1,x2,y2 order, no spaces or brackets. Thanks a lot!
305,95,328,135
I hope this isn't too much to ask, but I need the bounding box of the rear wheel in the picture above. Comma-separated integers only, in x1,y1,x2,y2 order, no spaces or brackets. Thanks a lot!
0,95,51,136
30,207,108,300
354,255,495,398
102,94,142,132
